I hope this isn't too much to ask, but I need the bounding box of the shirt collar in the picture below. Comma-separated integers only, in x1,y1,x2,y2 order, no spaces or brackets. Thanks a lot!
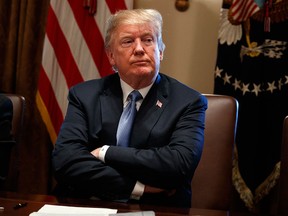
120,79,154,104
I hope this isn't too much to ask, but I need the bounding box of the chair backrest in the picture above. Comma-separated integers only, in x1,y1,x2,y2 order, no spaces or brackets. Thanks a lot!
4,94,25,142
0,94,25,190
191,94,238,210
278,116,288,215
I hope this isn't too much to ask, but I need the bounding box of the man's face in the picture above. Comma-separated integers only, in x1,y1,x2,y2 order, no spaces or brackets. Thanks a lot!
106,23,163,88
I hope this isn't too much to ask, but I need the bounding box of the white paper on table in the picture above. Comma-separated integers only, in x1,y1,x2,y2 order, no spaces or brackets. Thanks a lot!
29,204,117,216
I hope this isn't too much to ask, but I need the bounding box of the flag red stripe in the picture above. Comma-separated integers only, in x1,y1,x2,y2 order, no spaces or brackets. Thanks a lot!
243,4,258,20
46,5,84,87
105,0,127,14
230,0,242,17
68,0,113,77
38,66,64,135
231,0,259,22
238,0,253,21
231,0,243,20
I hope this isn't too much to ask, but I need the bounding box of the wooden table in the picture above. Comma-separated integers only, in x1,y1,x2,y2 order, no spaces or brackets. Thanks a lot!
0,192,265,216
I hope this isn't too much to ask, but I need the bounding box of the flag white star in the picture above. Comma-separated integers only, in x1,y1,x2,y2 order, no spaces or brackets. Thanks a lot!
242,83,250,95
215,66,223,78
252,84,261,96
232,78,241,90
223,73,232,84
267,81,277,93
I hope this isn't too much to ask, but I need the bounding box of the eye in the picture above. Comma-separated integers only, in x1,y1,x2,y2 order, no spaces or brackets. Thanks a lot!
121,38,134,48
142,37,154,46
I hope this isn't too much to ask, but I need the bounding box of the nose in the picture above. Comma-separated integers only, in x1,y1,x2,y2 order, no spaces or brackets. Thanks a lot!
134,39,144,55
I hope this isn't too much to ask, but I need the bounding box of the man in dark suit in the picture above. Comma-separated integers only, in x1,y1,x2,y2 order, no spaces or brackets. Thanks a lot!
52,9,207,207
0,93,14,189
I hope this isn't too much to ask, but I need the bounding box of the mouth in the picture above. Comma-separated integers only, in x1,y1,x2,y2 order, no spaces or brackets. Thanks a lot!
132,60,149,66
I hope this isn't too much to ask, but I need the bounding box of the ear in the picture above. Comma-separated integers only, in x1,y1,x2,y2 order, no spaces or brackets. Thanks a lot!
106,49,116,65
159,50,164,61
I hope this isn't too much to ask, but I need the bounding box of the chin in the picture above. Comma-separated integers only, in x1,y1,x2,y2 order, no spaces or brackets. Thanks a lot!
135,68,154,75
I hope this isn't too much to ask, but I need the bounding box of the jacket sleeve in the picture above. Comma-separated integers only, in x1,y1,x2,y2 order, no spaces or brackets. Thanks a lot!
52,87,136,201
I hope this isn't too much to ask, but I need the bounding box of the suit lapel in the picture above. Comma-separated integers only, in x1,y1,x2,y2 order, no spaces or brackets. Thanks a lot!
99,75,123,145
131,74,169,148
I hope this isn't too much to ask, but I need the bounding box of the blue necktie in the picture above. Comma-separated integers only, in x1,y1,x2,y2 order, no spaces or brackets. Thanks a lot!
116,90,142,147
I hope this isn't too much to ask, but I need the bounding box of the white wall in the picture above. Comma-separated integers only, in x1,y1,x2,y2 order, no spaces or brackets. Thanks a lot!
134,0,222,94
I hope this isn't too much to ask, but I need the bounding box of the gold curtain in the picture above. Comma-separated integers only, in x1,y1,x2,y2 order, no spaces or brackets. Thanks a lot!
0,0,53,194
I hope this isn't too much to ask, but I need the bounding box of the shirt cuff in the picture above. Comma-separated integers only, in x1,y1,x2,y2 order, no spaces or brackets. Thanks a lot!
130,181,145,200
98,145,109,162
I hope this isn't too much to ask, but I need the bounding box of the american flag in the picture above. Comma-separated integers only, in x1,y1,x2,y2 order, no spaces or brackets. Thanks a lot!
36,0,133,144
229,0,260,22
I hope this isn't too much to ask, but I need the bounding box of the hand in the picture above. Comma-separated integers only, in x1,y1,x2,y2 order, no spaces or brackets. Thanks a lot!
91,148,101,158
144,185,176,196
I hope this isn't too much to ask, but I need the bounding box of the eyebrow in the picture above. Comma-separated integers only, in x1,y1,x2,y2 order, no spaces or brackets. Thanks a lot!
119,32,154,39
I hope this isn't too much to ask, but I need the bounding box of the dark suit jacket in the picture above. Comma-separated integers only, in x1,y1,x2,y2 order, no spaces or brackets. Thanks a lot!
0,94,14,187
52,73,207,207
0,94,13,140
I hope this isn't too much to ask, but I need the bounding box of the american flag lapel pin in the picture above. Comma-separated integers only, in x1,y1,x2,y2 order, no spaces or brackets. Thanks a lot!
156,100,162,108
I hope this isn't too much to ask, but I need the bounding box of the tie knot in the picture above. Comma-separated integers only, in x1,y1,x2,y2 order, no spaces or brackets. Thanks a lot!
129,90,142,102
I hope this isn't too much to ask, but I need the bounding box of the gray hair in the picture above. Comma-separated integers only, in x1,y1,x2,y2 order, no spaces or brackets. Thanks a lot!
104,9,165,52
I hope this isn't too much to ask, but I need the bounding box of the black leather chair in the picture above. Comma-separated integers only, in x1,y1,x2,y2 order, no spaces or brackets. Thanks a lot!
191,94,238,210
5,94,26,142
0,93,25,189
278,116,288,215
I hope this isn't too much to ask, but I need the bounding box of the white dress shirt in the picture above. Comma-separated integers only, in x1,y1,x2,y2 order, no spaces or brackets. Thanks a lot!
98,79,153,200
